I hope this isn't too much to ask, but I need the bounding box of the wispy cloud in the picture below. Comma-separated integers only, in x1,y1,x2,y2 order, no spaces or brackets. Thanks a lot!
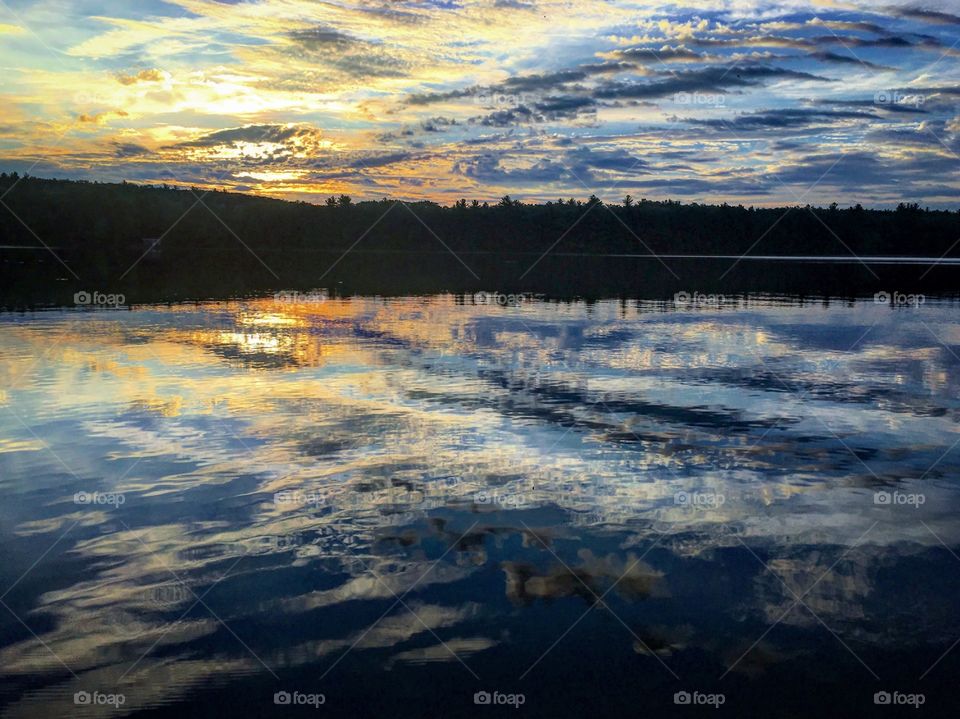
0,0,957,207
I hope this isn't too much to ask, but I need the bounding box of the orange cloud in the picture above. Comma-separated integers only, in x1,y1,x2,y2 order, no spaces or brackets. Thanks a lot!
117,68,166,85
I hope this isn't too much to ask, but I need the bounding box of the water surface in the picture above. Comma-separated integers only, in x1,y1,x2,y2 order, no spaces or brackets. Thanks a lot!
1,294,959,717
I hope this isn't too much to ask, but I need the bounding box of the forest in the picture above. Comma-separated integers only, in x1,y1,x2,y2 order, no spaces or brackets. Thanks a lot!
1,173,958,284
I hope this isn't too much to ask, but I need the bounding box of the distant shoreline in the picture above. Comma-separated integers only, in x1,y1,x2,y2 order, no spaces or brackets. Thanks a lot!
5,246,959,265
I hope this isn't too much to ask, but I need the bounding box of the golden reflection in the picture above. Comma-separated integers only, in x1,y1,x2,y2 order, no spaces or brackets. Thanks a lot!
0,295,959,714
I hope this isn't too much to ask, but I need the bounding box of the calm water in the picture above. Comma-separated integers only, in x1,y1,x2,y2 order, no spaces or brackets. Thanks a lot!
1,294,959,717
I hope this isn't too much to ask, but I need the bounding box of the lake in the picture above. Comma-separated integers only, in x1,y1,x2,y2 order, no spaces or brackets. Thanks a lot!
1,292,959,717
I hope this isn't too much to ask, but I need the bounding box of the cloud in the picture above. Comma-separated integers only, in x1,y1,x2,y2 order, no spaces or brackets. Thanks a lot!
420,116,458,132
112,141,151,158
284,24,410,79
2,0,959,207
454,145,646,184
593,66,831,100
609,45,705,63
500,69,589,92
77,110,129,124
684,108,878,131
117,69,166,85
807,52,895,71
287,26,359,48
896,7,960,25
173,124,322,148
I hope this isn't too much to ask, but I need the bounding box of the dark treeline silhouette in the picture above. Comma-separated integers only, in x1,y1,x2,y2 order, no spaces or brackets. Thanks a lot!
2,174,958,267
1,173,959,307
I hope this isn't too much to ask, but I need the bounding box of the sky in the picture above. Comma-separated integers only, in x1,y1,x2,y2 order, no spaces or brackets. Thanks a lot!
0,0,958,208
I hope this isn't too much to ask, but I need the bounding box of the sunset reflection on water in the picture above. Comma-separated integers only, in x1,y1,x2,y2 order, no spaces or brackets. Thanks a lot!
2,294,959,717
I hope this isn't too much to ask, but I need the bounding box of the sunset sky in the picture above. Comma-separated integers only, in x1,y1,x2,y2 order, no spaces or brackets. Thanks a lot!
1,0,958,207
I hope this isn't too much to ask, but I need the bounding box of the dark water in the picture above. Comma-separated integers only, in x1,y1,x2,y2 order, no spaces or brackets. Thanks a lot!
1,292,960,717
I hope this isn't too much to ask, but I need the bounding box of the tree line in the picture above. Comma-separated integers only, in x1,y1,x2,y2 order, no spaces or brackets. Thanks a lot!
1,174,957,281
